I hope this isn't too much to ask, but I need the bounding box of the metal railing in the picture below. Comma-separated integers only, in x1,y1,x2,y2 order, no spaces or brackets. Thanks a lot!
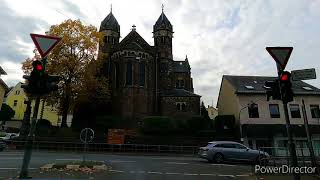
4,140,199,155
258,147,320,167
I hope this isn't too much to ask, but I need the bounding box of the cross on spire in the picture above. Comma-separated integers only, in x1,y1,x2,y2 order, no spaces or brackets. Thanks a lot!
162,4,164,13
131,24,136,31
110,4,112,13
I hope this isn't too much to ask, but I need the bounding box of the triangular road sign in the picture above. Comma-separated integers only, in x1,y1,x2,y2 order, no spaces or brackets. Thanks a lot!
266,47,293,70
30,33,62,58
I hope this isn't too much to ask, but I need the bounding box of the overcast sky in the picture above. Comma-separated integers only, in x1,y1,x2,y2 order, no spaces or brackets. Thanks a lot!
0,0,319,106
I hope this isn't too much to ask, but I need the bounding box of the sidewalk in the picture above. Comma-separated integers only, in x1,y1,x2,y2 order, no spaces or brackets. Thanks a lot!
257,175,320,180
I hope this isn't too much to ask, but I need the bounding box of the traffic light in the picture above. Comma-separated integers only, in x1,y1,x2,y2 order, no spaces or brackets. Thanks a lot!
280,71,294,103
21,60,45,94
44,74,60,92
21,60,60,95
265,80,281,101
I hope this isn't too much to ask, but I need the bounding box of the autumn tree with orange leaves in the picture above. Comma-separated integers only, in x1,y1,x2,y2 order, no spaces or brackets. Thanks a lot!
22,19,110,128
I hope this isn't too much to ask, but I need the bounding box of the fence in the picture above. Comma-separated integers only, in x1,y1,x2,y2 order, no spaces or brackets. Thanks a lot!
5,140,199,155
258,147,320,167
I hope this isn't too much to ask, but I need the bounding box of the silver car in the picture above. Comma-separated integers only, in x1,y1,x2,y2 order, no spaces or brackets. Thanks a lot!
198,141,269,164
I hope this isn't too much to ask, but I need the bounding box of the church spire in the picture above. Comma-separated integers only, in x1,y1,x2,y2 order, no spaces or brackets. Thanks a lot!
153,5,173,32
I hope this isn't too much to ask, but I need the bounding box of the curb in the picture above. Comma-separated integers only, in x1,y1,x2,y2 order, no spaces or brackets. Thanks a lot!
40,163,109,171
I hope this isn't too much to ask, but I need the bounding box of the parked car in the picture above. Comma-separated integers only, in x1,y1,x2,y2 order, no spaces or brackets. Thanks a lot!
0,141,7,151
0,133,19,141
198,141,269,164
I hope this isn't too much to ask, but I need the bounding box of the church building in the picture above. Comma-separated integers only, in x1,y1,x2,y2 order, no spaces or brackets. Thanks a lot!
99,8,201,124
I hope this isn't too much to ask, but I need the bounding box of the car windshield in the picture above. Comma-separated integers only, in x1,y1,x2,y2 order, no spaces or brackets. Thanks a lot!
0,1,318,180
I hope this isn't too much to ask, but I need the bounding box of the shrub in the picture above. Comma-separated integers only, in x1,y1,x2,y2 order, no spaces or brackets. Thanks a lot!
0,104,15,123
140,116,174,135
185,115,213,132
35,119,52,136
214,115,235,130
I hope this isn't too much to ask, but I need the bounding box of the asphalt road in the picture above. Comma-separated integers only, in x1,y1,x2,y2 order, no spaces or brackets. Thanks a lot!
0,150,317,180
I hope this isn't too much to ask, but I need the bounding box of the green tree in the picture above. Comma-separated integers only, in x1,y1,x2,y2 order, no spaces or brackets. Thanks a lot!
22,19,106,127
0,104,15,126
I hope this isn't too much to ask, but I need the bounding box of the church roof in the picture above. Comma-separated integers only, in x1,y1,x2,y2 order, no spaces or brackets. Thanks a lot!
161,89,200,97
174,61,190,73
116,28,153,53
100,12,120,33
153,12,173,32
0,66,6,75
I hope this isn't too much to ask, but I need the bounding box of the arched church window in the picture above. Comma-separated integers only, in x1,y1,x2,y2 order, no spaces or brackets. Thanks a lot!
176,103,181,110
182,103,186,111
126,62,132,86
139,62,145,86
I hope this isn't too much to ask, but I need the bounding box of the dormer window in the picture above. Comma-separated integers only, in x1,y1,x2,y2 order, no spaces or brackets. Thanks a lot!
245,85,254,90
302,86,313,91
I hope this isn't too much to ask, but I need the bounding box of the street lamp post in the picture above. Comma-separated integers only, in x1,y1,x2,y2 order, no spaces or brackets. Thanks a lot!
238,97,266,144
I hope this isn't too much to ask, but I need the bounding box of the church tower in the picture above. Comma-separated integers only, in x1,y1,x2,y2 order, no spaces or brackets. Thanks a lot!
99,8,120,53
153,7,174,91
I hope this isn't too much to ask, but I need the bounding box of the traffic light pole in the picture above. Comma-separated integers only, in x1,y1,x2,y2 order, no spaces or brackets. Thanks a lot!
277,65,300,180
19,96,41,179
282,102,299,169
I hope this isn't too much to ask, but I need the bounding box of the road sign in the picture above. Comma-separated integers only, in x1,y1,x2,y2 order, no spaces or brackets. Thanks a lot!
292,68,317,81
266,47,293,70
80,128,94,143
30,33,61,58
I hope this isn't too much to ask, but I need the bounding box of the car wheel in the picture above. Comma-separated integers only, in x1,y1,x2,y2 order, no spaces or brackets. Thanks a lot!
255,155,268,165
214,153,224,163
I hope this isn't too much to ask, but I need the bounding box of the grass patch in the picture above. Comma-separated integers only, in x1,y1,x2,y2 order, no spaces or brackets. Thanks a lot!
53,160,104,169
0,132,6,137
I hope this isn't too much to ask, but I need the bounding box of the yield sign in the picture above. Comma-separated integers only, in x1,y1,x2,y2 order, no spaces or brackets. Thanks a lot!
30,33,62,58
266,47,293,70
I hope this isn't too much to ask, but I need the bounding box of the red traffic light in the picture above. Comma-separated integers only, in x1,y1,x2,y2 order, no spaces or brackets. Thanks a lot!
280,71,291,81
36,64,43,71
32,60,44,72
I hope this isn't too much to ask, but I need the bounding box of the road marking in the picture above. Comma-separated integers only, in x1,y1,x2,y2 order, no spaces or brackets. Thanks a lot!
109,169,124,173
148,171,162,174
165,162,189,165
183,173,198,176
55,158,82,161
110,160,136,163
199,173,217,176
236,174,250,177
0,167,37,170
165,172,181,175
0,157,23,160
0,153,23,155
218,174,235,178
212,164,236,167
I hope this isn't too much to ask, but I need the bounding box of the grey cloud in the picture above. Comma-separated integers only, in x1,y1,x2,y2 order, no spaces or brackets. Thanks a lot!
62,0,88,21
0,2,49,63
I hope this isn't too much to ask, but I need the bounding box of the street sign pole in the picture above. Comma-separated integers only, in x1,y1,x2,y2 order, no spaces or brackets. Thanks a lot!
19,96,41,179
80,128,94,163
267,47,299,180
19,33,61,179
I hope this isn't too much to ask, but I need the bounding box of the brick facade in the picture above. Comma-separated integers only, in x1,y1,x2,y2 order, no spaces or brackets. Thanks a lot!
99,10,200,124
